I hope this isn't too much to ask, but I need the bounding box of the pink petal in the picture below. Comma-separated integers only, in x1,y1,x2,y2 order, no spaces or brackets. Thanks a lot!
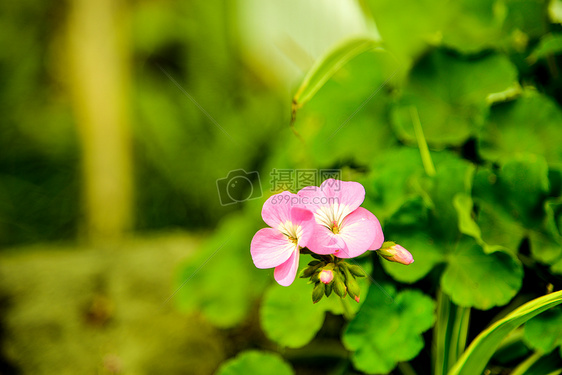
333,208,379,259
297,179,366,229
261,191,298,230
289,207,315,247
319,179,365,214
369,213,384,250
306,224,346,255
274,249,300,286
251,228,296,269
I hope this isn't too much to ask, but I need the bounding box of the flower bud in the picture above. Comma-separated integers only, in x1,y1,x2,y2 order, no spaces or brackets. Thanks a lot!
333,274,347,298
312,282,325,304
319,269,334,284
378,243,414,265
345,272,361,302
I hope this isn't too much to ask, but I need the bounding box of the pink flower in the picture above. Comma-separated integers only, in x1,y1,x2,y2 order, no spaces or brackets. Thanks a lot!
297,179,384,258
319,269,334,284
251,191,315,286
378,243,414,265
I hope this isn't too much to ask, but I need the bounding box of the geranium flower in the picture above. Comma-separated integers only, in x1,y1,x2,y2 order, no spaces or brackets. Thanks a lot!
297,179,384,258
250,191,315,286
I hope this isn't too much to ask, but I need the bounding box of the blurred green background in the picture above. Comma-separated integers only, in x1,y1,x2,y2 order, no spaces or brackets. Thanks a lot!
2,0,562,374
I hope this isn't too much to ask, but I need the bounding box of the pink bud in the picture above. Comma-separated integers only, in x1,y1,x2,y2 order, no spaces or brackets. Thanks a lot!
354,295,360,303
319,269,334,284
379,244,414,265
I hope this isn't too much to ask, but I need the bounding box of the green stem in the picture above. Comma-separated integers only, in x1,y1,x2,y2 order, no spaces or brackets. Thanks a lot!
450,305,471,366
434,289,450,375
510,351,543,375
433,289,470,375
410,106,436,177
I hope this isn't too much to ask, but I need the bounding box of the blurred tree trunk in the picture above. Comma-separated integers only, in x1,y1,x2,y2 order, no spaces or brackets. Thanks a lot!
66,0,133,241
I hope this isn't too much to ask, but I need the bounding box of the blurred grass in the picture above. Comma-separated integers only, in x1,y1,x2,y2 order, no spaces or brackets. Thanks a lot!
0,233,227,374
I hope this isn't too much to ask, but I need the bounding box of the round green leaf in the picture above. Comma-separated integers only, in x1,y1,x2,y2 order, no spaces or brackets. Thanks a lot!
215,350,294,375
381,225,444,283
343,284,435,374
260,275,326,348
260,258,372,348
391,51,518,147
479,92,562,165
442,240,523,309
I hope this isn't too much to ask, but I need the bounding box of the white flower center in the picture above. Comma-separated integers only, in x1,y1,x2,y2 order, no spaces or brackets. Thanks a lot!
314,203,349,233
279,221,303,244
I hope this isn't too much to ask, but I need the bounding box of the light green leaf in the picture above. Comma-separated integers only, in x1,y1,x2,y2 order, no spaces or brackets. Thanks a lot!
292,36,380,108
443,0,503,52
524,307,562,353
448,290,562,375
391,51,518,147
343,284,435,374
215,350,294,375
365,0,446,61
441,239,523,310
260,275,328,348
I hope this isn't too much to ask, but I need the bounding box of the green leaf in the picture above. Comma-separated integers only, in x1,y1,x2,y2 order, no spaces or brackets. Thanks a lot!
292,36,380,108
260,277,326,348
260,258,372,348
363,147,427,221
441,0,505,53
472,168,526,253
433,290,471,375
479,92,562,165
454,193,483,245
529,198,562,264
381,153,475,283
215,350,294,375
500,155,550,221
524,307,562,353
365,0,446,61
175,213,269,328
343,284,435,374
381,225,444,283
448,290,562,375
300,49,399,167
391,50,518,147
441,239,523,310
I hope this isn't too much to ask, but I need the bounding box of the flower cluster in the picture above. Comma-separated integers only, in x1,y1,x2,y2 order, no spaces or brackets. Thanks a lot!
250,179,413,301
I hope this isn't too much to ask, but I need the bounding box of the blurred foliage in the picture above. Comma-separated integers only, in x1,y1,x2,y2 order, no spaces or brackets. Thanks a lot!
3,0,562,374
